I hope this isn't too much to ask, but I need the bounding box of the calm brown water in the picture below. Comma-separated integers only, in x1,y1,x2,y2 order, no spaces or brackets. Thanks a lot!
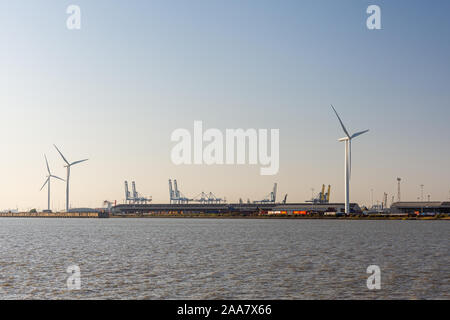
0,218,448,299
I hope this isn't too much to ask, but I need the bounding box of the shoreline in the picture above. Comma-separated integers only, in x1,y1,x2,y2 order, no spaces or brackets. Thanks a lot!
110,214,450,220
0,212,448,220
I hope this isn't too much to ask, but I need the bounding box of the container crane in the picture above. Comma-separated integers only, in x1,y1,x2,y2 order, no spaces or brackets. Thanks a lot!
253,183,277,204
306,184,331,204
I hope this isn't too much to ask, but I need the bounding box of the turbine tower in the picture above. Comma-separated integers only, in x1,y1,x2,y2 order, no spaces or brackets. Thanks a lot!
54,145,88,212
40,154,64,212
331,105,369,214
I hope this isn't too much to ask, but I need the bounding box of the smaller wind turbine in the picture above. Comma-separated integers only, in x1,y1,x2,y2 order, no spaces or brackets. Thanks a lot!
40,154,64,212
54,145,88,212
331,105,369,214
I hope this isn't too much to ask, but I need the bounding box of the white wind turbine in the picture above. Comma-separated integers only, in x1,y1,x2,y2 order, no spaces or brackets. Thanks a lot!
331,105,369,214
54,145,88,212
40,154,65,212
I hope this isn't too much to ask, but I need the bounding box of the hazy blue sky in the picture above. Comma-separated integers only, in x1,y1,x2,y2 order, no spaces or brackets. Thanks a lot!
1,1,449,210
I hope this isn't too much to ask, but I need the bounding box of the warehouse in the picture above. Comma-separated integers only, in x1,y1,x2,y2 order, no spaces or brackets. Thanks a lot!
268,203,362,215
390,202,450,214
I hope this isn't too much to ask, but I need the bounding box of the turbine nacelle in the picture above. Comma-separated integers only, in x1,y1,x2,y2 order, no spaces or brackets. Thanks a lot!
54,144,88,168
63,160,88,168
331,104,369,140
70,159,89,167
40,154,65,190
338,130,369,142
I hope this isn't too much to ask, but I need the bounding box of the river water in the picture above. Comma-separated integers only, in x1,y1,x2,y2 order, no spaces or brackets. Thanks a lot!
0,218,448,299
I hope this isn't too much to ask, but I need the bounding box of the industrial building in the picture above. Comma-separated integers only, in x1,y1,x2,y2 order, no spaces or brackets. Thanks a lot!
112,203,273,215
269,203,362,215
390,202,450,214
111,202,362,215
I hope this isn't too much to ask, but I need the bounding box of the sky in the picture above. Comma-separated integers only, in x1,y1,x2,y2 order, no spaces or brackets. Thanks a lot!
1,0,450,211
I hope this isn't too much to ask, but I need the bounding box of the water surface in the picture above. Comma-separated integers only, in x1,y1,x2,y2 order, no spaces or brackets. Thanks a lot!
0,218,448,299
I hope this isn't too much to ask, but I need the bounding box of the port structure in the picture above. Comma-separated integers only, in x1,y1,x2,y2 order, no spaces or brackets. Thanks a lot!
253,183,277,204
192,192,225,204
103,200,117,212
239,198,252,204
168,179,191,204
124,181,152,204
306,184,331,204
168,179,225,204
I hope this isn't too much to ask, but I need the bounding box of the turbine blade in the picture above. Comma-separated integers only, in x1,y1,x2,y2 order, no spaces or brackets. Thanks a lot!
71,159,88,166
331,104,350,138
44,154,51,174
40,177,49,191
51,175,65,182
351,129,369,139
54,144,70,165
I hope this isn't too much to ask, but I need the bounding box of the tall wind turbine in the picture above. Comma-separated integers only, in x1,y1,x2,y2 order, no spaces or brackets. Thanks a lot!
331,105,369,214
40,154,65,212
54,145,88,212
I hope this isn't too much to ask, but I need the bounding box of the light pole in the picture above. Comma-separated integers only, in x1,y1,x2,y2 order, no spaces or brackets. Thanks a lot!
371,189,374,208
